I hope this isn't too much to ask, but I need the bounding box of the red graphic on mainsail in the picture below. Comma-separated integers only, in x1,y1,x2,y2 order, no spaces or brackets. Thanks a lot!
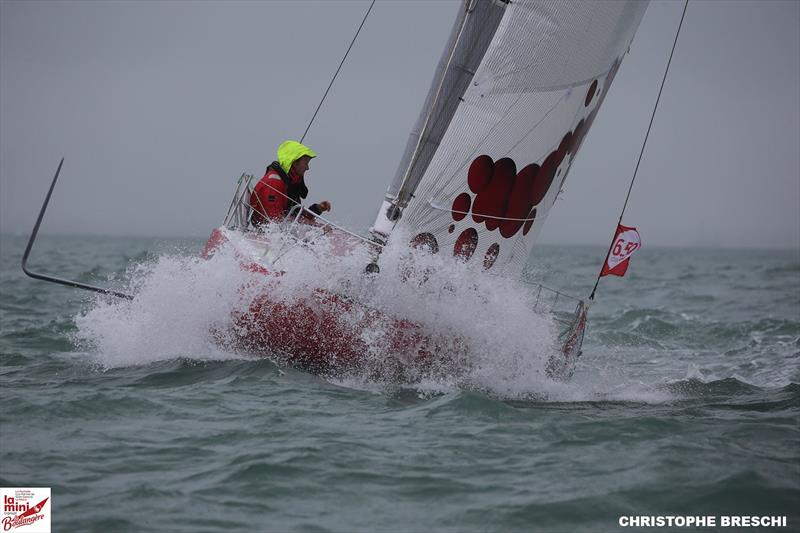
453,228,479,261
412,57,624,269
16,497,48,519
466,155,545,238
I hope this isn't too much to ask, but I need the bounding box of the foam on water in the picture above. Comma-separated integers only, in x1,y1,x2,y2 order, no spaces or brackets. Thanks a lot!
75,228,744,403
72,228,595,397
73,245,256,368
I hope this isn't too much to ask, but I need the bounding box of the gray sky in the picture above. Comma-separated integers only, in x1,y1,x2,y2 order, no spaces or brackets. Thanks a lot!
1,0,798,249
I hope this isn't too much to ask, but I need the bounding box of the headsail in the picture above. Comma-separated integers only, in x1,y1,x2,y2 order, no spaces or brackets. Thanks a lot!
372,0,649,278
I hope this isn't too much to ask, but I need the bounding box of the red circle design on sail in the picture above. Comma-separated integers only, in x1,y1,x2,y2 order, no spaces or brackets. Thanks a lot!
453,228,478,261
449,58,625,242
410,233,439,254
585,79,598,107
451,192,471,221
468,155,494,193
459,155,555,239
500,163,538,238
483,243,500,270
472,157,515,229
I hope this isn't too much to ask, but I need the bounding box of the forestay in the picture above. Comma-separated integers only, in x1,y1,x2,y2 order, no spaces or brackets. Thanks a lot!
371,0,649,278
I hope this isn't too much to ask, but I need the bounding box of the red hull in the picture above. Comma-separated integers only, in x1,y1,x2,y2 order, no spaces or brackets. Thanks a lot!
203,228,456,376
203,227,584,379
232,289,444,375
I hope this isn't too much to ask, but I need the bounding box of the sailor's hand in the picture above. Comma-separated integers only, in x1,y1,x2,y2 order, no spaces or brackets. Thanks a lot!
319,201,331,212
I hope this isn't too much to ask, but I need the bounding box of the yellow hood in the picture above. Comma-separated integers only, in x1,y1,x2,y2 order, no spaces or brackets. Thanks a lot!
277,140,316,174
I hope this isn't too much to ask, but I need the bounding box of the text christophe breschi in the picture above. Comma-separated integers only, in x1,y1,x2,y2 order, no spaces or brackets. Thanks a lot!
619,516,787,528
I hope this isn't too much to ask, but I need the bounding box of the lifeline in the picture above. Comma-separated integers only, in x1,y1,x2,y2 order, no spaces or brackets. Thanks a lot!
618,516,787,528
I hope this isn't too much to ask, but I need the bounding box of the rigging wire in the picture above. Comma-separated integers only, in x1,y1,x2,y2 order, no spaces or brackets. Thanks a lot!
589,0,690,302
300,0,376,144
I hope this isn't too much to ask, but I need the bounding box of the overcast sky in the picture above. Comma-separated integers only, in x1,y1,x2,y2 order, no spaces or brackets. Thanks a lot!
1,0,798,249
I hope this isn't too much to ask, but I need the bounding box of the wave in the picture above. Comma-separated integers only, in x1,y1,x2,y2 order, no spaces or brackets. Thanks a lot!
58,232,798,403
71,231,573,398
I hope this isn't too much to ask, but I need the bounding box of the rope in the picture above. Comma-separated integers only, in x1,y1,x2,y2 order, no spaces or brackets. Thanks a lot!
428,200,536,222
589,0,689,301
300,0,376,143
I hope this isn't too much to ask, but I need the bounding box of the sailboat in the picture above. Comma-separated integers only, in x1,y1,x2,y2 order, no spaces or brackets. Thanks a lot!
200,0,650,379
21,0,651,380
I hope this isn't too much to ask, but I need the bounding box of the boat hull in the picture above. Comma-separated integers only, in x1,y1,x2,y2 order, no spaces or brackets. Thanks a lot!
231,288,444,375
204,227,456,376
203,227,585,379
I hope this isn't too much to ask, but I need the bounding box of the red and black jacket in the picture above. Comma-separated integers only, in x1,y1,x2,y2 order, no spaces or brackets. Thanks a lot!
249,162,323,226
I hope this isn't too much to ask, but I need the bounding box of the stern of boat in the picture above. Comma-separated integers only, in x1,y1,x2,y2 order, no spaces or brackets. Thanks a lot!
546,300,587,381
526,282,587,381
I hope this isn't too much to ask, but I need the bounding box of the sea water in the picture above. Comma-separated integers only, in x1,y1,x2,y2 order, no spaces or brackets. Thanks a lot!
1,233,797,532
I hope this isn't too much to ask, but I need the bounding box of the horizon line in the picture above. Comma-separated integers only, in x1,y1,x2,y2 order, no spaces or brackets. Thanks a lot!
0,231,797,253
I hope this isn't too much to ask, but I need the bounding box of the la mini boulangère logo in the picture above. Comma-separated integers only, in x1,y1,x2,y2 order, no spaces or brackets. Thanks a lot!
0,488,50,533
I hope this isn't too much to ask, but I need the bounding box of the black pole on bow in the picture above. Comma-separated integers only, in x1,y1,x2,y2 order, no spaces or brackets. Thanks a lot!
22,158,134,300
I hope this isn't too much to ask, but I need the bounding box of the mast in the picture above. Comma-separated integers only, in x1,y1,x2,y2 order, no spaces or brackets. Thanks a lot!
371,0,508,239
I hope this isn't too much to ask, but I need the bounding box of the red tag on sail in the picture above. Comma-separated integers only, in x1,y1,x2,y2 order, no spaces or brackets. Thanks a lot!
601,224,641,277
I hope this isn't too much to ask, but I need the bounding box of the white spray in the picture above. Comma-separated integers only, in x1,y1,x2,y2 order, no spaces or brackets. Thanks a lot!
73,229,591,398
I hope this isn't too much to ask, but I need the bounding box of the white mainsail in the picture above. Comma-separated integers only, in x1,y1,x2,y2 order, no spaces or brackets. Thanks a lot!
372,0,649,278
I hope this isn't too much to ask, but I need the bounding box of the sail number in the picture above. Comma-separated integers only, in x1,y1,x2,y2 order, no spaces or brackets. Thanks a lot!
612,238,639,258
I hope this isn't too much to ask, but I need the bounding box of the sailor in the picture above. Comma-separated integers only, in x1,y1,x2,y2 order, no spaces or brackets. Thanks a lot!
249,140,332,226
